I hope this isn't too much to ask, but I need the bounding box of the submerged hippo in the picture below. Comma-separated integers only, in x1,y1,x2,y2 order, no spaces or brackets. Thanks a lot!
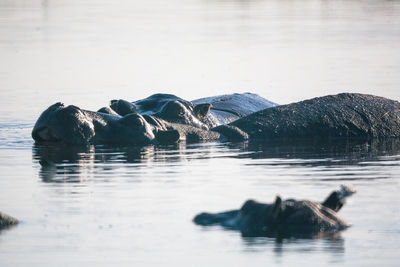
0,212,18,230
194,186,355,238
231,93,400,140
33,93,275,145
32,92,400,145
99,93,277,129
32,102,223,145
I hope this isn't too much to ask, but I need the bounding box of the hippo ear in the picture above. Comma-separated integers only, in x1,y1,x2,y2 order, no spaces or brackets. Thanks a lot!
193,103,211,120
322,192,343,212
271,196,283,221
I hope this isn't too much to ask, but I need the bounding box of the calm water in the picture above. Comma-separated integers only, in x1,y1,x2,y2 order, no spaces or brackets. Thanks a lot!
1,0,400,266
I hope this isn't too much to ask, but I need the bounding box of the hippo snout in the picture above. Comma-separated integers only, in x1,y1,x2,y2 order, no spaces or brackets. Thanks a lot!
32,126,62,142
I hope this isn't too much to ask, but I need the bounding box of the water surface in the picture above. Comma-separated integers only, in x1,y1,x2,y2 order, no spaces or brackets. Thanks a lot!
1,137,399,266
0,0,400,266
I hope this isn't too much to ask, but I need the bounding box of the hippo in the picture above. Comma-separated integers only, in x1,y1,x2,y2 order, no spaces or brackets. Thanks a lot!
193,93,278,126
0,212,18,230
99,93,277,129
231,93,400,141
193,185,356,238
32,93,276,145
32,102,228,145
98,94,212,130
33,93,400,145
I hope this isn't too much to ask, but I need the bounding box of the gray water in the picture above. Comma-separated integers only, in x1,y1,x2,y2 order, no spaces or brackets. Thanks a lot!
1,0,400,266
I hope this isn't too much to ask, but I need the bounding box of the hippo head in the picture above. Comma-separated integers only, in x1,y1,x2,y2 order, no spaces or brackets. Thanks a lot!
32,103,95,145
194,187,354,238
105,113,157,145
110,94,213,129
32,102,180,146
157,100,211,130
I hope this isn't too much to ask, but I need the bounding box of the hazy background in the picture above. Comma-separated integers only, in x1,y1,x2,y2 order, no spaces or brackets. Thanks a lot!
0,0,400,122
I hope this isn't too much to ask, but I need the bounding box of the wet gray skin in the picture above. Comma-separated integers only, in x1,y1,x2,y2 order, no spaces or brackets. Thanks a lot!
231,93,400,140
32,102,222,145
193,92,278,126
0,212,18,230
101,93,277,129
102,94,211,130
32,102,155,145
193,186,355,238
33,93,400,145
92,93,275,144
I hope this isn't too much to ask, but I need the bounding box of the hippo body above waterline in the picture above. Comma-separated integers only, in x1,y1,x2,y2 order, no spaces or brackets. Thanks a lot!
231,93,400,141
32,102,224,145
194,186,356,238
193,93,278,127
100,93,277,129
32,93,275,145
32,92,400,145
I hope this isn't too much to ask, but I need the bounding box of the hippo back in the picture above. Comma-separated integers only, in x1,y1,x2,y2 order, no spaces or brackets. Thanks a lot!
278,199,349,235
231,93,400,140
107,93,277,129
193,93,278,126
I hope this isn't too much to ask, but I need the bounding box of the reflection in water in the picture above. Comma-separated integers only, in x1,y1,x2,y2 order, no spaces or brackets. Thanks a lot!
19,138,400,263
33,143,152,182
30,137,400,259
206,216,348,240
242,139,400,182
241,232,344,255
245,138,400,160
33,142,207,182
33,138,400,183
